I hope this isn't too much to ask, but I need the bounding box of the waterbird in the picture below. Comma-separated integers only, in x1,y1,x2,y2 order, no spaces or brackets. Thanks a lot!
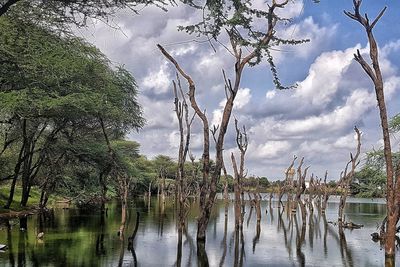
37,232,44,239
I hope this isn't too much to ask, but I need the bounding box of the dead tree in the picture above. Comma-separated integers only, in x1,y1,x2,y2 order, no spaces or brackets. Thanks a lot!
307,174,315,212
345,0,399,260
157,45,212,242
321,171,331,213
253,182,262,225
173,75,195,229
231,118,248,229
337,127,361,224
315,177,322,208
99,117,133,237
293,157,309,214
278,156,297,208
158,0,305,243
188,153,200,198
222,163,230,203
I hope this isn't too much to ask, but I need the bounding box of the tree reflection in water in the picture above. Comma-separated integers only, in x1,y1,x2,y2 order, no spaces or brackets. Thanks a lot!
0,198,392,266
218,201,229,267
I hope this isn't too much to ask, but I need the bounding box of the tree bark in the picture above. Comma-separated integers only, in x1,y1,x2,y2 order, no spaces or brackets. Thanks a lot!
338,127,361,224
0,0,20,16
157,1,291,241
345,1,397,258
4,141,25,209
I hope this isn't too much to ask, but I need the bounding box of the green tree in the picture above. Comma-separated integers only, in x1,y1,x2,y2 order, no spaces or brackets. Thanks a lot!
0,14,144,208
0,0,172,21
352,166,386,198
153,155,175,200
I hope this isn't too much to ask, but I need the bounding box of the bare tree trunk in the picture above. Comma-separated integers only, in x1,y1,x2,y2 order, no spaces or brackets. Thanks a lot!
230,119,248,229
231,153,242,229
337,127,361,224
118,180,129,237
321,171,330,213
254,192,262,224
293,158,309,214
173,78,193,231
345,1,397,260
4,141,25,209
222,163,229,203
308,175,315,212
99,171,108,214
157,1,292,241
161,173,166,205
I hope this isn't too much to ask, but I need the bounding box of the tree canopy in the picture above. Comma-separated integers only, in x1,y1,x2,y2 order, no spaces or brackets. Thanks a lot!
0,13,144,207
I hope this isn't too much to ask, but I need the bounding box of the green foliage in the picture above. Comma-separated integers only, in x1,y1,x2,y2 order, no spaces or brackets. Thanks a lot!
179,0,310,89
349,150,400,198
153,154,176,179
352,166,386,198
389,114,400,132
0,13,144,207
364,150,400,172
112,139,141,177
0,183,51,210
0,16,144,133
2,0,173,30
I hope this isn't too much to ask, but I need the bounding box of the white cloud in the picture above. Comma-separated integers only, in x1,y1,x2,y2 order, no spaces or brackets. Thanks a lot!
271,16,338,63
284,89,375,134
141,62,172,93
251,0,304,19
235,88,252,109
266,90,276,99
294,45,362,105
384,76,400,97
211,88,252,126
334,132,360,149
251,140,292,159
81,4,400,179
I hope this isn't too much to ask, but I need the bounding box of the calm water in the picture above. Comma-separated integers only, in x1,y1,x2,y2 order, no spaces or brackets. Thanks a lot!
0,195,398,267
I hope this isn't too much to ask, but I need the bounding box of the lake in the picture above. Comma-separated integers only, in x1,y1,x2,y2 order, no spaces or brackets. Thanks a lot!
0,195,398,266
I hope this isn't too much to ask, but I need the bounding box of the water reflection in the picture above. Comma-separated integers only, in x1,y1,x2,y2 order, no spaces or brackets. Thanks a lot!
0,197,396,266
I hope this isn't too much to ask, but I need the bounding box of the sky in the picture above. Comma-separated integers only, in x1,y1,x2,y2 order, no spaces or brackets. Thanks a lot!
80,0,400,180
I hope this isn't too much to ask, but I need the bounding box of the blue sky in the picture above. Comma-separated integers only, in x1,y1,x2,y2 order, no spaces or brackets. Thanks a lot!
82,0,400,180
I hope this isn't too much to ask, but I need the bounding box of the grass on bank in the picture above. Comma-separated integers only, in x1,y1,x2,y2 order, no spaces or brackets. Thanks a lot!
0,182,58,213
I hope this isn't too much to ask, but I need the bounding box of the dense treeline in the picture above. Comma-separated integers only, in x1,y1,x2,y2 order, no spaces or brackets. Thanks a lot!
0,8,146,208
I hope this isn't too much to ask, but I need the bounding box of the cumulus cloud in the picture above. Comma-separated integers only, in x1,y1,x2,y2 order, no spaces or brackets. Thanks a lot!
81,4,400,179
266,90,276,99
294,45,362,105
250,140,292,159
211,88,252,126
141,62,172,93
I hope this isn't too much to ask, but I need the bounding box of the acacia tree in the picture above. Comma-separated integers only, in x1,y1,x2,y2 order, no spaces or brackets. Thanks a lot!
110,140,141,236
159,0,309,243
0,14,144,207
344,0,399,260
0,0,172,19
153,154,174,203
